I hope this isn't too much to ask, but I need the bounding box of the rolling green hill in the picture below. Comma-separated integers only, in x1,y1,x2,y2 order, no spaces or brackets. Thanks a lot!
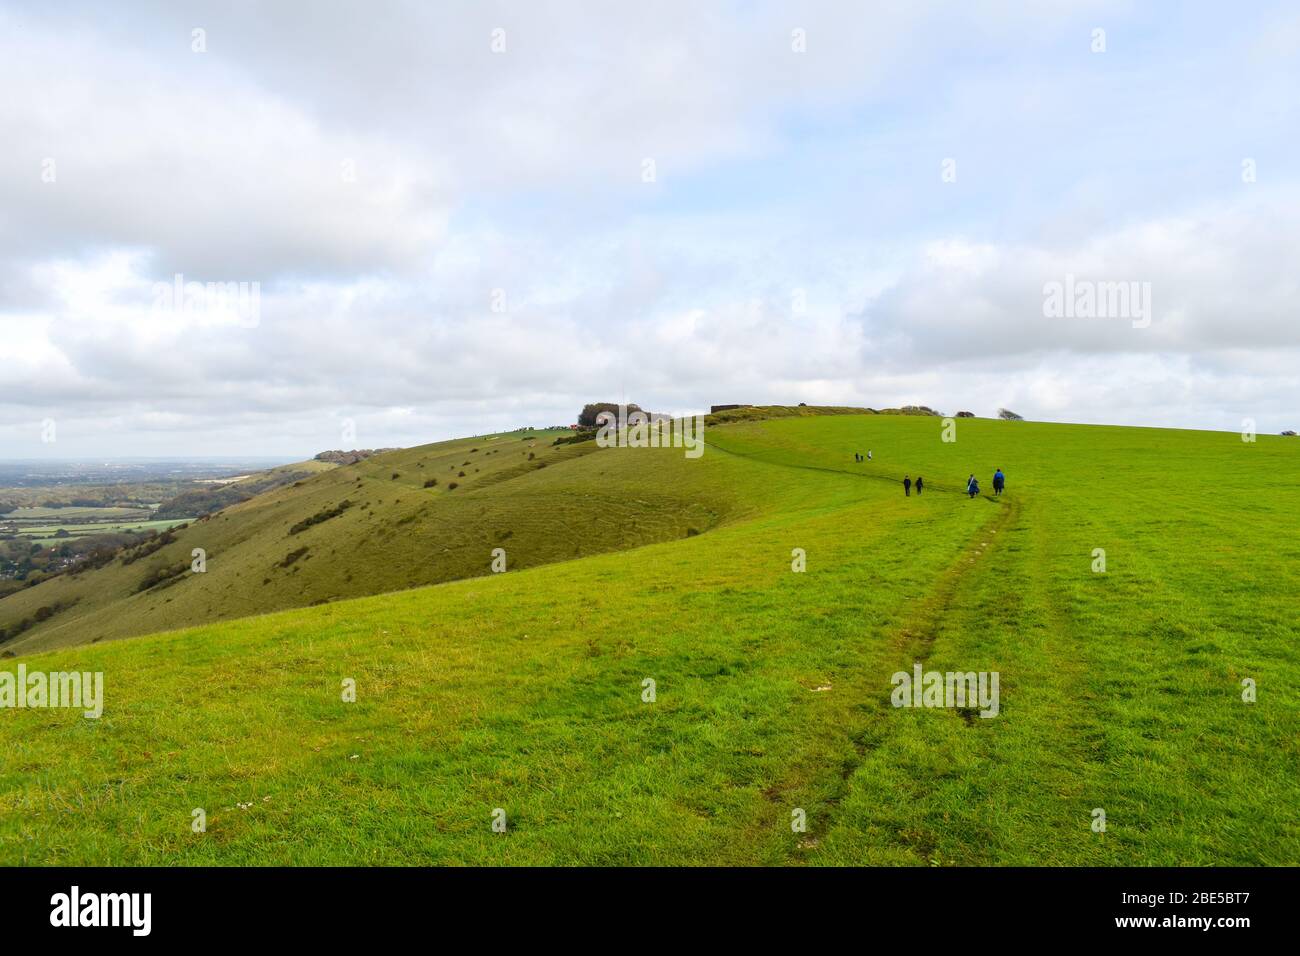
0,413,1296,865
150,458,340,519
0,429,729,654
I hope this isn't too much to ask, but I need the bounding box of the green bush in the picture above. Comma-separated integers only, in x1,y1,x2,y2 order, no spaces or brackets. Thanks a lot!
288,500,353,535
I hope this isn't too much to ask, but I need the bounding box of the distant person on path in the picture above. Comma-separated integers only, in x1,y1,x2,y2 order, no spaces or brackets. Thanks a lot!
867,450,872,460
993,468,1005,496
903,475,912,497
966,474,975,495
968,476,980,498
915,476,923,495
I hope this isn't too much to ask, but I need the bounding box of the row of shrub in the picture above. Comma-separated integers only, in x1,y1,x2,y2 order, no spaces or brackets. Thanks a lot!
278,547,309,568
135,562,188,593
120,530,177,565
288,500,353,535
0,599,78,647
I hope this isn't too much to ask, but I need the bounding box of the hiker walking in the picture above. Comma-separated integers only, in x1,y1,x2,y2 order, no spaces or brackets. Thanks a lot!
867,450,872,460
915,476,924,495
993,468,1005,496
903,475,912,497
968,475,980,498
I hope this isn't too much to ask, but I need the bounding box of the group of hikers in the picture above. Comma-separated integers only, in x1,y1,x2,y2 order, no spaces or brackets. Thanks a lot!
855,451,1006,499
965,469,1006,498
905,469,1004,497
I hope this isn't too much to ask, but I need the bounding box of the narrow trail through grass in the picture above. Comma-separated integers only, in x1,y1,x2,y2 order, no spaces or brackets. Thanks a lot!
759,496,1022,865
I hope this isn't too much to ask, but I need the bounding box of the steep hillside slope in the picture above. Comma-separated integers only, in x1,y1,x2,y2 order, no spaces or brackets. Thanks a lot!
0,428,737,654
0,415,1296,865
151,458,339,519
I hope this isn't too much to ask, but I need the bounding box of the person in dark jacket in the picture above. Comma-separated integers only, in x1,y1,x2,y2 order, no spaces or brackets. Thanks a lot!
968,476,980,498
903,475,912,496
993,468,1005,495
916,476,924,495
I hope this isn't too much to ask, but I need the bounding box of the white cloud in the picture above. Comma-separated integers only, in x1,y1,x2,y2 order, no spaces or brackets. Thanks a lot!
3,1,1300,455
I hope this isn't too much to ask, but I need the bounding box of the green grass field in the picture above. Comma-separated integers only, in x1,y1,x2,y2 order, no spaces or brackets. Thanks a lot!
17,519,193,547
2,506,152,521
0,413,1296,865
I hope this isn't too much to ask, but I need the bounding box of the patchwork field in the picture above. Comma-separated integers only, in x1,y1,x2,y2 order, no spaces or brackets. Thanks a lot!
12,519,193,547
0,413,1296,865
2,506,152,521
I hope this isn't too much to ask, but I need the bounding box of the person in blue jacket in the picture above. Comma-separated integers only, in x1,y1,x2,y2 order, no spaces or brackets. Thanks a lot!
968,476,980,498
992,468,1005,496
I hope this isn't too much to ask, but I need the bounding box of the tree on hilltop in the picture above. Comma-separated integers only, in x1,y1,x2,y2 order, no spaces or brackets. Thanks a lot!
578,403,643,428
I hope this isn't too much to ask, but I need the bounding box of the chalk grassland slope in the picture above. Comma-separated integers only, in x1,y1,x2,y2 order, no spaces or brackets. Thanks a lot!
0,416,1296,865
150,458,338,519
0,429,732,654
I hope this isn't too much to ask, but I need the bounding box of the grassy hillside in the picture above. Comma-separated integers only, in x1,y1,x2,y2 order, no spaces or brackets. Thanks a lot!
150,458,338,519
0,429,730,654
0,414,1296,865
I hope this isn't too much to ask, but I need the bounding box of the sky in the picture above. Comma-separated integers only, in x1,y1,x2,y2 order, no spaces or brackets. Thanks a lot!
2,0,1298,458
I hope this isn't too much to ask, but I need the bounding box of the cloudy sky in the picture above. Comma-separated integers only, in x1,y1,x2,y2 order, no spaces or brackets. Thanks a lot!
2,1,1298,458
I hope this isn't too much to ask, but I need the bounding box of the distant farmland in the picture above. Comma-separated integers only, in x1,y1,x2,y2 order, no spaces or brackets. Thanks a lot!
3,505,152,521
14,518,193,547
1,506,192,544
